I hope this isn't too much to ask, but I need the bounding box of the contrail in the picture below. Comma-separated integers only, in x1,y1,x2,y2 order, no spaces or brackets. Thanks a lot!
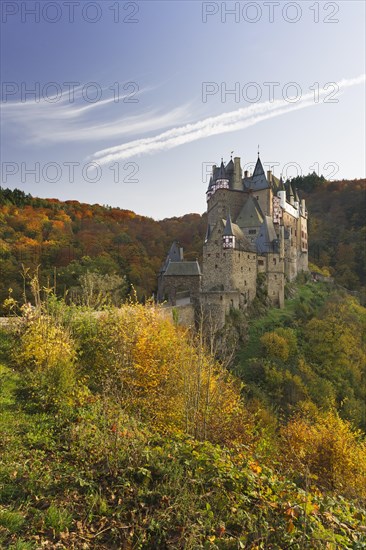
91,74,365,165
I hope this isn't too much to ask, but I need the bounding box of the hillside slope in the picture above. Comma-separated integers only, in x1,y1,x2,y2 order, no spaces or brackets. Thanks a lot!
0,177,365,313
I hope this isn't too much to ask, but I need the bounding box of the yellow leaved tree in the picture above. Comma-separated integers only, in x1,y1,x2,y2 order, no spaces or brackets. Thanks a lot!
80,303,253,446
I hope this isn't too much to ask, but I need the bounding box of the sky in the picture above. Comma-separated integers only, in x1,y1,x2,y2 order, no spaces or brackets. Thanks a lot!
0,0,365,219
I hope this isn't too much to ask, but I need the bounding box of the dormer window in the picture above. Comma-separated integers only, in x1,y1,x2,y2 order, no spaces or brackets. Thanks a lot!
223,235,235,249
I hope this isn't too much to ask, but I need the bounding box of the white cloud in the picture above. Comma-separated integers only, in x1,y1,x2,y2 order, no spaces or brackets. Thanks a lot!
91,74,365,165
1,84,192,144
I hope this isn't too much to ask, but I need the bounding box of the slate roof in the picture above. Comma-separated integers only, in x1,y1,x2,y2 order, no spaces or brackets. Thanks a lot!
243,157,269,191
271,174,281,191
235,196,264,229
256,216,279,254
159,241,182,274
223,212,234,236
164,261,202,276
216,160,227,180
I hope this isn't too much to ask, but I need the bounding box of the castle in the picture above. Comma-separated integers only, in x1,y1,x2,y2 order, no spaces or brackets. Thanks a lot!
158,154,308,326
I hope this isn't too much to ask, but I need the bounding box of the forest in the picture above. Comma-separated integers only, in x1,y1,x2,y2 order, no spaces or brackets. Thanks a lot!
0,175,365,548
0,174,365,313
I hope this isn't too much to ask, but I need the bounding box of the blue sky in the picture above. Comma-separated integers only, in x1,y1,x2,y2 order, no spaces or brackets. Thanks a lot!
1,0,365,219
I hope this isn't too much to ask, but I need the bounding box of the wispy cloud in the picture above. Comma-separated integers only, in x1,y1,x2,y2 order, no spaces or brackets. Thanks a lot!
1,84,192,144
91,75,365,165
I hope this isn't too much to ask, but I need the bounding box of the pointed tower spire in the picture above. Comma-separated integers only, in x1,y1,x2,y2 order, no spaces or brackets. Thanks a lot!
223,210,236,249
214,159,229,192
288,182,295,205
223,210,234,236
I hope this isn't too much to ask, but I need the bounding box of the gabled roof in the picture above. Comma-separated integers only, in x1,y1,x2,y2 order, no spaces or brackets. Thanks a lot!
256,216,279,254
164,261,201,277
235,196,264,229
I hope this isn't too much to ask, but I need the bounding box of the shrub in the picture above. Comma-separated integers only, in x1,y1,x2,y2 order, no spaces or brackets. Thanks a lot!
76,304,255,446
14,317,79,411
280,410,366,502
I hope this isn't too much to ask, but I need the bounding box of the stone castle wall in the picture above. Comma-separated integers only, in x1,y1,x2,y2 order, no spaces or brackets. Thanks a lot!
161,275,201,306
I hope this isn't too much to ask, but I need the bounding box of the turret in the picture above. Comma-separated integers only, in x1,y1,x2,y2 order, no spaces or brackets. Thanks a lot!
208,160,230,199
225,158,234,187
222,212,235,249
215,161,229,189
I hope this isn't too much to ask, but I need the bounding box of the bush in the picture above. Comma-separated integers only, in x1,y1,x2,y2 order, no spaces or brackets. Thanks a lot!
280,410,366,502
75,304,255,446
14,317,80,411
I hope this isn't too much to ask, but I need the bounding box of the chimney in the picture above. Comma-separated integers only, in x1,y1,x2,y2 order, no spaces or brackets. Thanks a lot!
267,170,272,183
233,157,242,190
179,247,184,261
244,170,249,178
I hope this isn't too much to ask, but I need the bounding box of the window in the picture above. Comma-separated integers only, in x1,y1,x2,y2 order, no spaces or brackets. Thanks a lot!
223,235,235,249
258,259,264,266
249,229,256,235
273,258,277,265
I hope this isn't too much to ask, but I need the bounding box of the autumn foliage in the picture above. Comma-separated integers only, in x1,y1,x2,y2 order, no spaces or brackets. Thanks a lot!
281,410,366,501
